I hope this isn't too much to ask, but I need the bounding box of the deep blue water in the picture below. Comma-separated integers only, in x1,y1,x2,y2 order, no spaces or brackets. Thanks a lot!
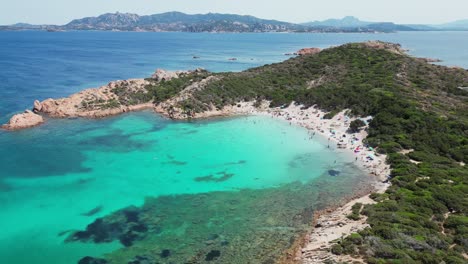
1,31,468,123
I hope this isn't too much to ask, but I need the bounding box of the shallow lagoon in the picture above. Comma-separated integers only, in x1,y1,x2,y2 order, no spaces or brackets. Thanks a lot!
0,112,374,263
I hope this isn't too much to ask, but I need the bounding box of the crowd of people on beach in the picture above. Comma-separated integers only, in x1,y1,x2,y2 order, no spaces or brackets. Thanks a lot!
253,104,391,182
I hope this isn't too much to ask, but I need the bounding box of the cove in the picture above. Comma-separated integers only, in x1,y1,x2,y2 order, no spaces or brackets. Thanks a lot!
0,111,375,263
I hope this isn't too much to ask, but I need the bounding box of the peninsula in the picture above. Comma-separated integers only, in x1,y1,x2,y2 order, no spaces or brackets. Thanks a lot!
4,42,468,263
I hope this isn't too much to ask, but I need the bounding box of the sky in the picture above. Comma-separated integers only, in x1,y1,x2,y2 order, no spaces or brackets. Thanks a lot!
1,0,467,25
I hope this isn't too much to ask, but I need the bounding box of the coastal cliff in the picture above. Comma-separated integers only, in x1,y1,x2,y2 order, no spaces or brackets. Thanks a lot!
3,41,468,263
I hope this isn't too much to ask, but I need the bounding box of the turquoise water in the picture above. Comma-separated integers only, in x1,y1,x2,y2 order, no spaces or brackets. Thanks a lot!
1,31,468,263
0,112,370,263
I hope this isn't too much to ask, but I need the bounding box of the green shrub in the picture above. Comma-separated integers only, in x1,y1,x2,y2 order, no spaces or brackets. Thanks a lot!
348,119,366,133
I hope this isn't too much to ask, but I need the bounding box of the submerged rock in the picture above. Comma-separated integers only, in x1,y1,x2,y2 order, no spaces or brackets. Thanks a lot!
66,206,150,247
128,255,155,264
2,110,44,130
81,205,103,217
123,208,140,223
194,172,235,182
328,170,341,177
205,250,221,261
160,249,171,258
77,256,108,264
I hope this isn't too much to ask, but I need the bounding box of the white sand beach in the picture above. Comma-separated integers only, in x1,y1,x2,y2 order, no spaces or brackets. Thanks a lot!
226,101,391,263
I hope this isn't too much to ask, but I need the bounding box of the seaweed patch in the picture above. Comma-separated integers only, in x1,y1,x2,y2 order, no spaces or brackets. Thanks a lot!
81,205,103,217
194,172,235,182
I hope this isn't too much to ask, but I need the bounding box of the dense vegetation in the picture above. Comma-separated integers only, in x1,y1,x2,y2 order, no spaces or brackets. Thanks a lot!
144,70,211,103
148,42,468,263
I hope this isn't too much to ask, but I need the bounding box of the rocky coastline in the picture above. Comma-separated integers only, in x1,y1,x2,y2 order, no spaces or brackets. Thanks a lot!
1,69,195,130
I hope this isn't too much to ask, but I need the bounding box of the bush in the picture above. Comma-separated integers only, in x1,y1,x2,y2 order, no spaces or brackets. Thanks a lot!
347,203,363,220
331,244,343,255
348,119,366,133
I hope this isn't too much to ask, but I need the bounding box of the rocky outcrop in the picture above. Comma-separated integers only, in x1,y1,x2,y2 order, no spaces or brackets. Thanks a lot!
151,68,205,82
296,48,321,56
33,69,196,119
420,57,442,63
34,78,152,118
2,110,44,130
151,69,183,82
33,100,42,112
301,195,377,264
361,41,408,55
5,68,205,130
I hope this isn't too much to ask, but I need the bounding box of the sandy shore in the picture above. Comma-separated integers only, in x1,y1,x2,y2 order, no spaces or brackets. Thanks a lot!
231,102,391,182
226,102,391,263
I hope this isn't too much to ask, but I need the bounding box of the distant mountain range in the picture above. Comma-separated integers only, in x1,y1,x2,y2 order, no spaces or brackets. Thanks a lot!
61,11,309,32
2,12,468,33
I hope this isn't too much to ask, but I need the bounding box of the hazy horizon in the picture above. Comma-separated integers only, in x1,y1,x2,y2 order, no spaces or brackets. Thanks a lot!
1,0,468,25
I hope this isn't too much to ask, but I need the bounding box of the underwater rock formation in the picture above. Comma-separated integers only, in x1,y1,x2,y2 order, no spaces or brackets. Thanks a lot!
77,256,108,264
67,206,152,247
194,171,235,182
205,250,221,261
81,205,103,217
127,255,156,264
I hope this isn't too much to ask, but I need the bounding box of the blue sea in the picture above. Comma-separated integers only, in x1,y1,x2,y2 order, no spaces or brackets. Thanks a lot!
0,31,467,264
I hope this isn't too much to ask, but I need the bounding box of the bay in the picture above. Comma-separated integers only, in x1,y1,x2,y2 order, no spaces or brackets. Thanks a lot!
0,31,467,263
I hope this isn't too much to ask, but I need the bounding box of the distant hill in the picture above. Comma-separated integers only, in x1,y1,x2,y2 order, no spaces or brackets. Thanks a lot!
63,11,309,32
365,22,417,32
401,24,437,31
302,16,427,32
0,22,51,31
435,19,468,30
302,16,371,28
